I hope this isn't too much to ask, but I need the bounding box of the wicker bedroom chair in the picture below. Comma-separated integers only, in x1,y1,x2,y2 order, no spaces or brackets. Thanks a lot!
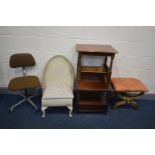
41,55,74,117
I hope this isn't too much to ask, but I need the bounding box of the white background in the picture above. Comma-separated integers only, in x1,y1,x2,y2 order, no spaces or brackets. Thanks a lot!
0,26,155,93
0,0,155,155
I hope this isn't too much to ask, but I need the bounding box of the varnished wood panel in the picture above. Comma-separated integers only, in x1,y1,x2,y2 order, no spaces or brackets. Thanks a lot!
76,44,118,54
81,66,108,74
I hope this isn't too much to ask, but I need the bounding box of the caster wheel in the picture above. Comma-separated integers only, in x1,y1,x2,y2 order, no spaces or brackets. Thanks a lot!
9,108,14,112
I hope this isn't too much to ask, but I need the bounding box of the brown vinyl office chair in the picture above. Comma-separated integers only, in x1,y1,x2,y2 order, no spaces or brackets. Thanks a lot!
8,53,40,112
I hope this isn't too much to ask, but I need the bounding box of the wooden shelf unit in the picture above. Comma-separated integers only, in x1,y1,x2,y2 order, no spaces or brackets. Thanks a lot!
76,44,118,112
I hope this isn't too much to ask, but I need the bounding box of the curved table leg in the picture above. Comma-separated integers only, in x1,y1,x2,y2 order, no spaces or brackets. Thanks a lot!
129,101,139,109
113,92,144,110
113,100,126,109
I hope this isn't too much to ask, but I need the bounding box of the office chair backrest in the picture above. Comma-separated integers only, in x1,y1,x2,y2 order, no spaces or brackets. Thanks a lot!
42,55,74,89
10,53,36,68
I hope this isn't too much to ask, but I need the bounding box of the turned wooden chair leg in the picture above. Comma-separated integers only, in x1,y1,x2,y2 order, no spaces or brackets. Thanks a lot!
41,107,47,118
67,106,73,117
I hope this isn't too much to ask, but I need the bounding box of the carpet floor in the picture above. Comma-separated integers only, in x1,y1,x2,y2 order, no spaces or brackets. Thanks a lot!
0,94,155,129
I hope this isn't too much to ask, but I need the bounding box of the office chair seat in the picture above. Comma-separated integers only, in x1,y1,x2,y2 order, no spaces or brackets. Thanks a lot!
8,76,40,91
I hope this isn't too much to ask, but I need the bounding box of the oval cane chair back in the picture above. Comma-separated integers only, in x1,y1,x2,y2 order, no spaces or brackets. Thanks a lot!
42,55,74,90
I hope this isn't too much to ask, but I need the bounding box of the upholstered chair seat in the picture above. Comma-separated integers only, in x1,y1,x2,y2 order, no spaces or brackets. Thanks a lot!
9,76,40,91
111,78,148,92
111,77,148,109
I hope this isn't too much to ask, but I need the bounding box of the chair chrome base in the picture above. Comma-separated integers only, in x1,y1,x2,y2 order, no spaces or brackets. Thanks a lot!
112,92,144,110
9,93,38,112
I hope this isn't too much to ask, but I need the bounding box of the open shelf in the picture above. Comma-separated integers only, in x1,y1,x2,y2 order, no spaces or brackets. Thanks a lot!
78,92,107,112
81,66,108,74
78,73,110,91
78,79,109,91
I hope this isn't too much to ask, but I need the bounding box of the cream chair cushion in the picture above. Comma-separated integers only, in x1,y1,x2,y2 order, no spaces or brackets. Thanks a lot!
42,85,73,99
42,98,72,107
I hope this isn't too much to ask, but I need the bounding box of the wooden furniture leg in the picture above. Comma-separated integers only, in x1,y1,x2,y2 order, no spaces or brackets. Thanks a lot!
113,92,144,109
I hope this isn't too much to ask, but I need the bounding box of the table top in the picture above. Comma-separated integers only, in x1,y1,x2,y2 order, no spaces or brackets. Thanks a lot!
76,44,118,54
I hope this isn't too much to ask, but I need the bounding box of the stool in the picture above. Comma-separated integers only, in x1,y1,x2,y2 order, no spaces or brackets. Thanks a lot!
111,78,148,109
